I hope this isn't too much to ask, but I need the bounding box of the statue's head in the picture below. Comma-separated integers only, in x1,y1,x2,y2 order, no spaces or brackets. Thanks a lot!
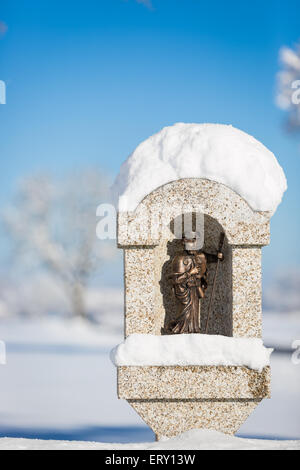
183,231,202,251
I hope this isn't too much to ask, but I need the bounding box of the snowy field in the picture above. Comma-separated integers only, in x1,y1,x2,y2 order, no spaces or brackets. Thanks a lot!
0,429,299,450
0,310,299,447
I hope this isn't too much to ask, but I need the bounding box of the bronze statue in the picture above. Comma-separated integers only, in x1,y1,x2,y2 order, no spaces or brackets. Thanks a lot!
167,231,224,334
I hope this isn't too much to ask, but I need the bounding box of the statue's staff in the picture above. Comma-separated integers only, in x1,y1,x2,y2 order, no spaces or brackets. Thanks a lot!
205,232,225,334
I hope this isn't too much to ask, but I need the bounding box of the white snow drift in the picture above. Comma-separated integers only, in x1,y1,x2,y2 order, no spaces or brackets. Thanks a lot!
113,123,287,213
0,429,299,450
111,333,272,372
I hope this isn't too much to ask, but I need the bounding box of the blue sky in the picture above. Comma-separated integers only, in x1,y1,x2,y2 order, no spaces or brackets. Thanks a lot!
0,0,300,282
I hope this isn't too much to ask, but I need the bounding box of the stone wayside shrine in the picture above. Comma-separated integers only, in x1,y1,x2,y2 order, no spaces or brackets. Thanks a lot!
111,123,287,439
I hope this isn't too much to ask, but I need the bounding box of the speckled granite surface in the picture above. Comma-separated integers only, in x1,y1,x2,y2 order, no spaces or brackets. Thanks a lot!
118,178,270,247
128,399,261,439
118,366,271,400
117,177,271,437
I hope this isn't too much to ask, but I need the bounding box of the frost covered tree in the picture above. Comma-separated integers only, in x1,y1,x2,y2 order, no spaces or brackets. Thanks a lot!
2,170,116,320
276,41,300,131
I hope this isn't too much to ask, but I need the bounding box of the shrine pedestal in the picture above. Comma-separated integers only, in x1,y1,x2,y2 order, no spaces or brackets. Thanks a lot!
113,119,287,439
118,365,270,439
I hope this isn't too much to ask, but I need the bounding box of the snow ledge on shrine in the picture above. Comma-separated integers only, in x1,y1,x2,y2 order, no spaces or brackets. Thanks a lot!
112,123,287,214
110,334,273,372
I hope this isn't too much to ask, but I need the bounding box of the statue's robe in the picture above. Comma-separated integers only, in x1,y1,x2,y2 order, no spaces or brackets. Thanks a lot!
168,250,218,334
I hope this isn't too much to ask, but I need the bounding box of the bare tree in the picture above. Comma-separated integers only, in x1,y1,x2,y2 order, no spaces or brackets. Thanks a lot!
276,41,300,131
2,169,115,320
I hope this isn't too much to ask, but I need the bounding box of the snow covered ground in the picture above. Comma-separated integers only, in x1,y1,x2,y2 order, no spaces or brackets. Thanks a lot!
0,311,299,445
0,429,299,450
263,311,300,351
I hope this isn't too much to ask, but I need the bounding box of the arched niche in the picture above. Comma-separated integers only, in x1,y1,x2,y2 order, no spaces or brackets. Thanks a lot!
159,213,232,337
